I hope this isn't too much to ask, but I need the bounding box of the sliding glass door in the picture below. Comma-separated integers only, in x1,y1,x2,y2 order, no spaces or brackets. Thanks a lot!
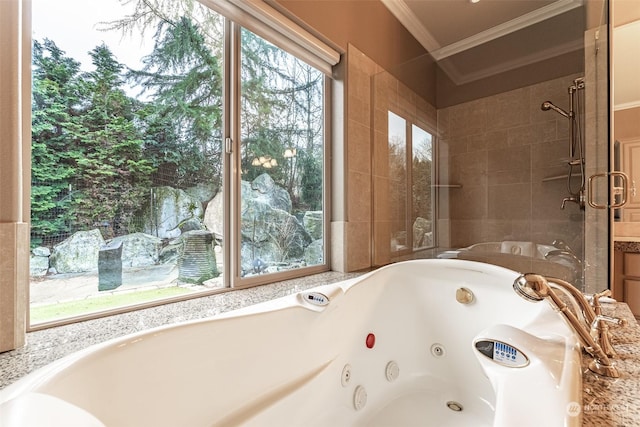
238,28,326,282
29,0,328,325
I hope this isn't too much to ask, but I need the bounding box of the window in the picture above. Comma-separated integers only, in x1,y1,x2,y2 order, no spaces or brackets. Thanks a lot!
29,0,332,326
388,111,435,253
411,125,434,249
388,111,408,252
240,28,325,277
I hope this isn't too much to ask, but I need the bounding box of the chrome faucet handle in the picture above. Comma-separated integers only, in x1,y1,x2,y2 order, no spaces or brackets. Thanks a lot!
590,314,627,337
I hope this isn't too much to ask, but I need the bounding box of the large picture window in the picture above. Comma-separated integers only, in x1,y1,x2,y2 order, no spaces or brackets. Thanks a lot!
29,0,330,326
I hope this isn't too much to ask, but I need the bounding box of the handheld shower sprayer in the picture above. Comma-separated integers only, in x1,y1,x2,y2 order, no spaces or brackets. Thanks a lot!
541,78,585,209
540,101,570,119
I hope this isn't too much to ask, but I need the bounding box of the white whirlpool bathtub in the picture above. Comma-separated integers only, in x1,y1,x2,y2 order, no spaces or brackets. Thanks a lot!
0,260,582,427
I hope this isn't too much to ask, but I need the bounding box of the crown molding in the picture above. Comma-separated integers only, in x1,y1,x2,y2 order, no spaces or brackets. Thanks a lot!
380,0,441,53
441,38,583,86
614,101,640,112
431,0,583,61
382,0,584,62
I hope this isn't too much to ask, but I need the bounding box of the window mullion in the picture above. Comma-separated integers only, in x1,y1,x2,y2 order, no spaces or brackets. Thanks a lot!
229,21,243,287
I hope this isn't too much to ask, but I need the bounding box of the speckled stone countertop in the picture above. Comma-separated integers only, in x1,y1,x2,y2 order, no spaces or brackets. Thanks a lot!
582,302,640,426
614,240,640,253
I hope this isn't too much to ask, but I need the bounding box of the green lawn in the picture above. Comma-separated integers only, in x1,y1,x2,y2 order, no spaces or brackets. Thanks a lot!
31,286,194,323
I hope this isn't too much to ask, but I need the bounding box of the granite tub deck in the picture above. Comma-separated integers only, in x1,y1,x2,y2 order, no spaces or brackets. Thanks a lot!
582,302,640,426
1,271,640,426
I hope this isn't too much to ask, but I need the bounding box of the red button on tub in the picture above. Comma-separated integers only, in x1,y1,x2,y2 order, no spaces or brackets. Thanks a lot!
366,333,376,349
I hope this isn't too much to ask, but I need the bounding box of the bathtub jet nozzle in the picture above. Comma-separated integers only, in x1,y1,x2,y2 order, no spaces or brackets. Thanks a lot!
512,273,621,378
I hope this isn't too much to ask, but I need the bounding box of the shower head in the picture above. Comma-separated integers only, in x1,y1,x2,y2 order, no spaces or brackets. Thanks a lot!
541,101,570,119
513,273,549,302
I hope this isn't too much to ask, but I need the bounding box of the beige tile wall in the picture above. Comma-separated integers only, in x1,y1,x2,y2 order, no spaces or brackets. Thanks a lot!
0,0,30,351
343,45,375,271
340,45,597,277
0,223,29,352
437,73,585,261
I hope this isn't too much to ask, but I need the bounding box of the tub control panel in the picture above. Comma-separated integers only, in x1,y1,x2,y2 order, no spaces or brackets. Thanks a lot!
474,339,529,368
300,292,330,307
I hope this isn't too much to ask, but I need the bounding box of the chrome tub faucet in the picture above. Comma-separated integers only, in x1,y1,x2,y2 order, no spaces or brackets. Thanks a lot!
513,273,626,378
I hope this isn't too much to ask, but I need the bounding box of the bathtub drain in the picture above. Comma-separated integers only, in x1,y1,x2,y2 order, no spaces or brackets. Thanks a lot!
446,401,463,412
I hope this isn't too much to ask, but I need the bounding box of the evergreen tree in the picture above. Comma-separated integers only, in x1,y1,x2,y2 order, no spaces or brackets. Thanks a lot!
300,152,322,211
106,1,326,212
240,29,324,211
130,16,224,188
31,39,83,246
73,44,153,238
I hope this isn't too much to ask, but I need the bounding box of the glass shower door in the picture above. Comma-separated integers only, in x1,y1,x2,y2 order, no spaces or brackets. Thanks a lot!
583,6,612,295
370,1,611,294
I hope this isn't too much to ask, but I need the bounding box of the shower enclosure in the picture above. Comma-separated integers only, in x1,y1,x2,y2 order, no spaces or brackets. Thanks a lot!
372,1,612,294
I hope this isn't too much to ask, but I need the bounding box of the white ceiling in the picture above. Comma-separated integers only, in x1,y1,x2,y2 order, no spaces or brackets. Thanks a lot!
382,0,586,85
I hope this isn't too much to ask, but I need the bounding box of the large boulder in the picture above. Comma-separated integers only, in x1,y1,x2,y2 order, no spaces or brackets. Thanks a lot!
109,232,163,267
205,175,295,243
240,203,312,273
241,199,311,249
178,217,206,233
239,175,310,273
184,182,217,205
203,191,223,239
30,247,50,277
248,173,292,213
303,211,323,240
50,229,105,273
204,173,314,274
413,217,432,248
143,186,204,239
303,239,324,266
